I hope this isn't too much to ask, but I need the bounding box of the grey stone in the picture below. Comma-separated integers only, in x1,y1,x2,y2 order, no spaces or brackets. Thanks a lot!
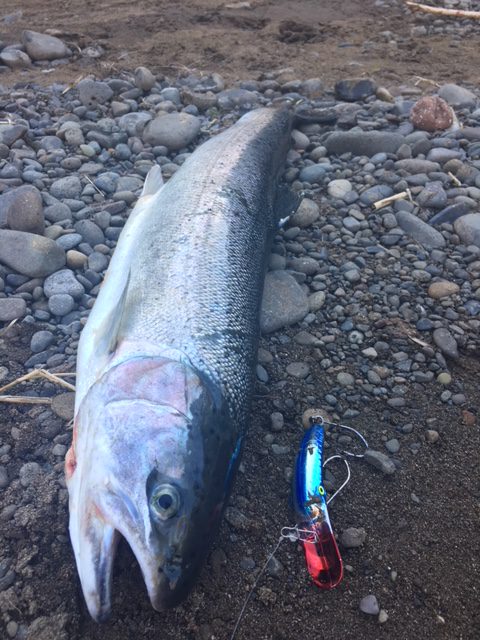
74,220,105,246
77,79,114,107
394,159,441,173
286,362,310,378
289,198,319,228
360,185,393,205
343,217,361,233
0,185,44,234
134,66,156,91
0,48,31,69
308,291,326,311
44,202,72,223
427,148,463,164
326,131,404,156
44,269,85,299
48,293,75,316
429,202,470,226
438,83,477,108
287,256,319,275
0,466,8,489
340,527,366,548
143,113,201,151
0,297,26,321
0,123,28,146
19,461,42,487
56,233,82,251
417,182,447,209
224,507,249,530
328,179,352,199
270,412,284,432
299,164,329,184
395,211,446,249
51,392,75,421
364,449,396,475
217,88,259,109
337,371,354,386
50,176,82,199
385,438,400,454
256,364,268,383
118,112,152,137
30,330,55,353
360,595,380,616
433,328,458,359
22,30,71,61
454,213,480,247
335,78,376,102
0,229,66,277
261,270,309,333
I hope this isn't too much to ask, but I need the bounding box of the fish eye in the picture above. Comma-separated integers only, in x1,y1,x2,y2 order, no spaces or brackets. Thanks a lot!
150,484,181,520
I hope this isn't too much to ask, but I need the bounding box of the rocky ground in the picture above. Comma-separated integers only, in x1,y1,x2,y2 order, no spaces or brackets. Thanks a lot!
1,2,480,640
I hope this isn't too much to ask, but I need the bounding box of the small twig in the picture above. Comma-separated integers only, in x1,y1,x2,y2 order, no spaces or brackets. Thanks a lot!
373,189,412,210
448,171,462,187
405,1,480,20
0,396,52,405
412,75,440,89
84,175,105,197
0,318,18,337
61,74,85,95
0,369,76,394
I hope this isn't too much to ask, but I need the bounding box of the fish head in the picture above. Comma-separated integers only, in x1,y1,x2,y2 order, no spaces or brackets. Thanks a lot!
66,354,239,621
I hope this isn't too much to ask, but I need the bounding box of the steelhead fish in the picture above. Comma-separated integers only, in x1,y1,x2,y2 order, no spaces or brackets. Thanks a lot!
65,107,299,621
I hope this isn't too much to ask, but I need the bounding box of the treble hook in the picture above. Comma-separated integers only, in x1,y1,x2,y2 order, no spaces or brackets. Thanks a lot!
309,415,368,458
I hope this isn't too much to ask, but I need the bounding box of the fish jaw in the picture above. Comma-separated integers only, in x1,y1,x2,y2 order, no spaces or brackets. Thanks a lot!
66,354,238,619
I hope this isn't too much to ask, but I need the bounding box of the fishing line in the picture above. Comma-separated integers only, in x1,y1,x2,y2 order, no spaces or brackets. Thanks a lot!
229,536,284,640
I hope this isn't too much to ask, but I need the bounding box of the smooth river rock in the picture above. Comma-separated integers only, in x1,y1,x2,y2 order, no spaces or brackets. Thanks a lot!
0,185,44,235
261,270,309,333
22,30,72,61
0,229,66,277
142,113,201,151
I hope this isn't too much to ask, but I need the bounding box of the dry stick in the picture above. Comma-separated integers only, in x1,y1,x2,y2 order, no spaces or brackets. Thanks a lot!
0,396,52,405
373,189,412,211
0,369,76,395
84,175,105,198
0,318,18,337
448,171,462,187
405,1,480,19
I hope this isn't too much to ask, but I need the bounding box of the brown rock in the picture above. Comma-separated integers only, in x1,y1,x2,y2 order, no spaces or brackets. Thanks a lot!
428,281,460,299
51,392,75,421
301,408,332,429
462,410,476,427
410,96,453,132
0,185,44,235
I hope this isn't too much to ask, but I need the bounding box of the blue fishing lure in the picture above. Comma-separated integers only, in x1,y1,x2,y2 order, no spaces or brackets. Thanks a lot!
293,423,343,588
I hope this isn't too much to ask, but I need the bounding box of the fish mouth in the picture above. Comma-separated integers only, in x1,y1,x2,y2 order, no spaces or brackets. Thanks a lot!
71,510,196,621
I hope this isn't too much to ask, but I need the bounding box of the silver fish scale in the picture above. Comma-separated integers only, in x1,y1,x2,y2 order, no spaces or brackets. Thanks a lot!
120,108,292,428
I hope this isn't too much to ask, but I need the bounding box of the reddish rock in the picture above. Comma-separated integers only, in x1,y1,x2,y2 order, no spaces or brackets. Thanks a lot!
410,96,453,132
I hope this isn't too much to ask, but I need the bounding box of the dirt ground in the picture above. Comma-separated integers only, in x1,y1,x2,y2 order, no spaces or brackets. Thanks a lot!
1,0,480,89
1,1,480,640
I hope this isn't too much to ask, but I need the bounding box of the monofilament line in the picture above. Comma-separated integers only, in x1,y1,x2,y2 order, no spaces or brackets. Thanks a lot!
230,537,284,640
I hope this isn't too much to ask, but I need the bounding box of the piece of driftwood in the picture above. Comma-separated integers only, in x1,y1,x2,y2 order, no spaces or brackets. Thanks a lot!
373,189,412,210
405,1,480,20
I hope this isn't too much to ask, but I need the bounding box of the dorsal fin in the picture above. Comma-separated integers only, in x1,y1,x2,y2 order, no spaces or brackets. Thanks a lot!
141,165,163,197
